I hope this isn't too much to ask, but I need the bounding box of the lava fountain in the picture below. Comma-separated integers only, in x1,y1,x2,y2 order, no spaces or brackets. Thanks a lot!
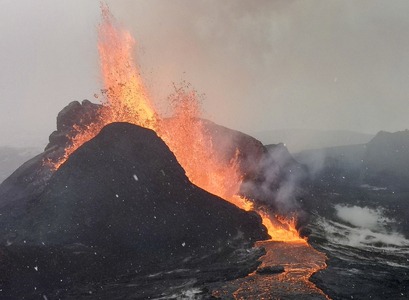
49,4,304,243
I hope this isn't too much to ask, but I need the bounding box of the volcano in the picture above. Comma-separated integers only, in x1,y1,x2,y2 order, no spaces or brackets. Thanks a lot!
0,121,269,298
2,3,409,299
0,99,332,299
0,5,330,299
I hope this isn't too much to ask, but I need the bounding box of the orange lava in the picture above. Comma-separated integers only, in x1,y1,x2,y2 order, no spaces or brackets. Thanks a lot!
157,87,244,209
213,240,329,299
50,4,303,242
259,212,307,243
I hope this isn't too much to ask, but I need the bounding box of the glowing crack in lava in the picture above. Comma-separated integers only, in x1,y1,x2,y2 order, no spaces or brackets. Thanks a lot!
50,4,303,244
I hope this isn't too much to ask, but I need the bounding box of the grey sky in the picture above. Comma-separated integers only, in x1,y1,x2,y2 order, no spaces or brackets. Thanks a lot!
0,0,100,146
1,0,408,147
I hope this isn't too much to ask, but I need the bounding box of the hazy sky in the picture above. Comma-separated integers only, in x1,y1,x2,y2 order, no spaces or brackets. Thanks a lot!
1,0,409,147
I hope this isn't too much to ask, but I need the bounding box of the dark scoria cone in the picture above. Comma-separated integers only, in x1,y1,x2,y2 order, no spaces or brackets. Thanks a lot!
0,122,268,298
2,122,267,249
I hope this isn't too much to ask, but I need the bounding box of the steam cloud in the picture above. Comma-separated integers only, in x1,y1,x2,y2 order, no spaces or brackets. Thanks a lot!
335,205,393,231
327,204,409,248
241,143,306,217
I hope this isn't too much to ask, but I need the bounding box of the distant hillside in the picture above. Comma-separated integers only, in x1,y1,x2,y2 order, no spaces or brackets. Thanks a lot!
294,144,366,185
252,129,374,153
0,146,41,183
294,129,409,191
362,130,409,189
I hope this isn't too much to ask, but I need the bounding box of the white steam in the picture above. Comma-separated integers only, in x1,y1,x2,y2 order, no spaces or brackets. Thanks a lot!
241,144,305,215
318,204,409,250
335,204,394,231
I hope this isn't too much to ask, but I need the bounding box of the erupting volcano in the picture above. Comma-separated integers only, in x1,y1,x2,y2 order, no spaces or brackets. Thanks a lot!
49,4,303,244
0,4,332,299
3,2,409,299
43,5,327,298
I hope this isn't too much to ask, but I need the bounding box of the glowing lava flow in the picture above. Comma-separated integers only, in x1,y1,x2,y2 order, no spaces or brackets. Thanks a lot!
260,212,306,243
50,4,304,243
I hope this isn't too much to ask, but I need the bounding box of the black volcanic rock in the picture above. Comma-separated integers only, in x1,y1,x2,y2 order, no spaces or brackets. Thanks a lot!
46,100,100,151
7,122,267,249
256,265,285,275
0,122,268,298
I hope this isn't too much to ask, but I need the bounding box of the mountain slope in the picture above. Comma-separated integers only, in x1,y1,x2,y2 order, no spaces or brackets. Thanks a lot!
0,146,41,183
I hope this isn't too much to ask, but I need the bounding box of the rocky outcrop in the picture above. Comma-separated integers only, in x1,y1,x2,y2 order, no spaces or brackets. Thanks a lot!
256,265,285,275
45,99,100,151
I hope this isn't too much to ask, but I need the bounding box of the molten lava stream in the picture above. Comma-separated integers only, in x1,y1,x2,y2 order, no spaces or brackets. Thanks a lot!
212,240,330,299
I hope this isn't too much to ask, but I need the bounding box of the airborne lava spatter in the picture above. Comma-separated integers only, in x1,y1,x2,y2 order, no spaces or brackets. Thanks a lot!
51,4,304,242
